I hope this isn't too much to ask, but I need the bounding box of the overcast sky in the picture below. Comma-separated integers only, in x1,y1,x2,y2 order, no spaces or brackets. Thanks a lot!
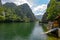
1,0,50,15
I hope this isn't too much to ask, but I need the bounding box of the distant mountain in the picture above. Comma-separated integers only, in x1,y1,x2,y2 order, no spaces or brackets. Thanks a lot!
0,3,36,22
16,3,36,22
3,2,17,9
35,15,42,20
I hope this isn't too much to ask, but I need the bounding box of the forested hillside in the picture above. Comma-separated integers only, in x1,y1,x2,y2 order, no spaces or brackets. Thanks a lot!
42,0,60,22
0,2,36,22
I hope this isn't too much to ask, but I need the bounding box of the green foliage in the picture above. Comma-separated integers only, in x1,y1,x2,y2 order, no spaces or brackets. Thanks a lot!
47,0,60,21
23,16,30,22
0,7,5,21
0,15,5,21
0,3,35,22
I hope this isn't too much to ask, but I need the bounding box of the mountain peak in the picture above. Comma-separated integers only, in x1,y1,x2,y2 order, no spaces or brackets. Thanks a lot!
3,2,16,6
3,2,17,9
20,3,30,7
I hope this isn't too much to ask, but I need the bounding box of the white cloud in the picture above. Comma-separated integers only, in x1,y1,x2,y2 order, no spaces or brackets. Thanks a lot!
14,0,33,7
48,0,50,1
2,0,49,15
2,0,33,7
33,4,47,12
32,4,47,15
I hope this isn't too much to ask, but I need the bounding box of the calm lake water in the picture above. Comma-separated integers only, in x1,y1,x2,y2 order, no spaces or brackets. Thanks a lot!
0,22,59,40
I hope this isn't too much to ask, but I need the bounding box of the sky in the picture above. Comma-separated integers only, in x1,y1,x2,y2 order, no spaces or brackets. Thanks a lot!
1,0,50,15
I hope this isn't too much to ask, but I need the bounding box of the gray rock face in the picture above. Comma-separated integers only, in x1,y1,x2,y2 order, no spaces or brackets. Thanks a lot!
16,3,36,22
42,0,60,22
42,3,50,23
0,0,2,6
42,13,48,23
3,3,36,22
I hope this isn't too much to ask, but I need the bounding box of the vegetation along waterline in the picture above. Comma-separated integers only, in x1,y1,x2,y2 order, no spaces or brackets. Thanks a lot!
42,0,60,38
0,0,60,40
0,1,36,23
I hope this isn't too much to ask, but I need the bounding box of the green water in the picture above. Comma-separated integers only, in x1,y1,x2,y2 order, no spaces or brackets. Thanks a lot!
0,22,59,40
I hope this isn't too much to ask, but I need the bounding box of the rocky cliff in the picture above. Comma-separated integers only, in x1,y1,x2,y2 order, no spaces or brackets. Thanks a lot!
0,2,36,22
0,0,2,6
42,0,60,22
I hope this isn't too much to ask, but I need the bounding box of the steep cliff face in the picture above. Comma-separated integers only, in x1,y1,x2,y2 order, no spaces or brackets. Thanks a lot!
42,0,60,22
42,0,50,22
16,3,36,22
0,3,36,22
42,1,50,22
42,13,48,23
0,0,2,6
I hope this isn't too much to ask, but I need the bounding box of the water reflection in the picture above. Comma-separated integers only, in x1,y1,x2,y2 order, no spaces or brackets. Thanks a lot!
29,22,47,40
0,22,58,40
0,23,35,40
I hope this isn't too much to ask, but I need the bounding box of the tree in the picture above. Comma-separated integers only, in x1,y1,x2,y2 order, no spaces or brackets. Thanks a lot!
46,0,60,21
